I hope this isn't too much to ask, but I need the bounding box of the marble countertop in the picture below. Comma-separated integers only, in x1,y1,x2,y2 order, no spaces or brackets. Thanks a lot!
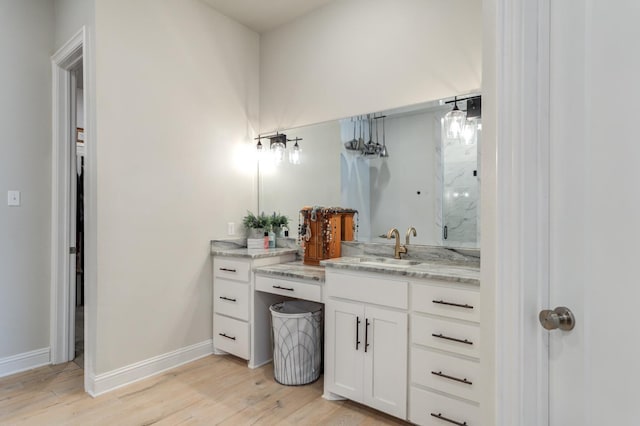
254,261,325,283
321,256,480,285
210,247,298,259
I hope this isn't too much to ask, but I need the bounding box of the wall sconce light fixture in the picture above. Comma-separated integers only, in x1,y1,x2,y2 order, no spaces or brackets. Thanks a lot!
255,133,303,165
444,95,482,142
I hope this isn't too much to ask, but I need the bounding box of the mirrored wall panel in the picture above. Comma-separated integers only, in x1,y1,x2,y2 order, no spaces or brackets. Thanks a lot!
258,93,480,249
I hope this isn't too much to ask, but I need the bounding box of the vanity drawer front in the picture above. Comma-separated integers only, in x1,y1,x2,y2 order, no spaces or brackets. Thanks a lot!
326,271,408,309
413,283,480,322
412,315,480,358
213,314,249,360
255,275,322,303
213,258,250,282
214,279,249,321
411,346,480,402
409,386,479,426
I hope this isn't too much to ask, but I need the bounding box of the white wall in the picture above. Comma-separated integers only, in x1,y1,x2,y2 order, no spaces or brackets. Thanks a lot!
260,0,482,132
94,0,259,373
54,0,95,50
480,0,496,424
0,0,54,359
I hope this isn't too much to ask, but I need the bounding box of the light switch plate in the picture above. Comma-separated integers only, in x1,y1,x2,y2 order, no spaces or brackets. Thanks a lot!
7,190,20,206
227,222,235,235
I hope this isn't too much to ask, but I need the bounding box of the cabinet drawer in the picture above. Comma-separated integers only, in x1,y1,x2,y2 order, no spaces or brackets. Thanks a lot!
326,271,408,309
214,279,249,321
213,258,250,282
255,275,322,303
412,283,480,322
412,315,480,358
409,386,479,426
213,314,249,359
411,346,480,402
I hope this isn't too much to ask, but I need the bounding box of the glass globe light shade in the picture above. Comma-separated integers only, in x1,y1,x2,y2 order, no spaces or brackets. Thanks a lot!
444,105,467,139
289,142,301,165
461,120,477,145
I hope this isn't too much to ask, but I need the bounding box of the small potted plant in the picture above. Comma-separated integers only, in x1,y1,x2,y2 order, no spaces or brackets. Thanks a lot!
270,212,289,237
242,211,271,239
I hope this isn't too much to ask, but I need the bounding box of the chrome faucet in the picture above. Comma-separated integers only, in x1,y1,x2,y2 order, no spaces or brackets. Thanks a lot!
386,228,408,259
406,226,417,245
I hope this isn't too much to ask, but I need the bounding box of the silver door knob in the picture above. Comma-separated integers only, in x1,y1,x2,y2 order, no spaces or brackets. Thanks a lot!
539,306,575,331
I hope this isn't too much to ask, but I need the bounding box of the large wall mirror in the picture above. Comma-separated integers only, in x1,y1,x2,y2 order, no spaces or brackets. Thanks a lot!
258,92,481,249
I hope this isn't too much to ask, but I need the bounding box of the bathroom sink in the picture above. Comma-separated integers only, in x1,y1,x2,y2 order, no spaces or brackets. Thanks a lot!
357,257,421,268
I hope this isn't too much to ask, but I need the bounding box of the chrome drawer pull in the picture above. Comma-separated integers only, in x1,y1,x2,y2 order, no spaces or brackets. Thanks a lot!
219,296,237,302
273,285,294,291
432,333,473,345
432,299,474,309
219,267,237,273
430,412,468,425
218,333,236,341
431,370,473,385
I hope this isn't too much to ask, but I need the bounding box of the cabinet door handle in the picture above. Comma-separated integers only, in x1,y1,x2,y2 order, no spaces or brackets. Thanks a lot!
219,296,237,302
432,333,473,345
219,267,237,273
356,316,361,350
218,333,236,341
432,299,474,309
431,370,473,385
273,285,294,291
430,412,468,425
364,318,370,352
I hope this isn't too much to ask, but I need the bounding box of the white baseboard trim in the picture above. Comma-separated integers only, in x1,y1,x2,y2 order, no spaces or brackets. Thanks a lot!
248,358,272,369
0,347,51,378
88,339,213,397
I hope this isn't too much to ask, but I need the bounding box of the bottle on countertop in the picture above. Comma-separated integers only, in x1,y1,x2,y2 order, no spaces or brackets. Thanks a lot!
263,231,269,249
268,225,276,248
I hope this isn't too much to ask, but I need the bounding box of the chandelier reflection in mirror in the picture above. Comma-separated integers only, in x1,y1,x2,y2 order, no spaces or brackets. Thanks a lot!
444,95,482,145
255,133,302,165
343,114,389,158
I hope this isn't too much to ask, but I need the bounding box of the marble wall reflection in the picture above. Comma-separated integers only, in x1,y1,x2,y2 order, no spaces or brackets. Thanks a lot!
441,121,480,247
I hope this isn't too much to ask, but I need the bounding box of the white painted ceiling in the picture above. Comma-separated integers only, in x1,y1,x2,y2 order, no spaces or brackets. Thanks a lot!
202,0,336,33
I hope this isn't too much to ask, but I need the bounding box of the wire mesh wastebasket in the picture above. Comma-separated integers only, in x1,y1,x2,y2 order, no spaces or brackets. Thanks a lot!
270,300,323,385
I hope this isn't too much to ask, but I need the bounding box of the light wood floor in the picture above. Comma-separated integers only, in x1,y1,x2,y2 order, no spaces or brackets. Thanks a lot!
0,355,410,425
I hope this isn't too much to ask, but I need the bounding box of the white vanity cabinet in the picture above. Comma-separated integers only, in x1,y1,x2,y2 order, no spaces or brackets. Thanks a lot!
324,270,408,420
212,252,295,368
409,279,481,426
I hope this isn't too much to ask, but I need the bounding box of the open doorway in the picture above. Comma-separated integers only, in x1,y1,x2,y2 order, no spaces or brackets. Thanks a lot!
51,28,90,380
73,64,85,369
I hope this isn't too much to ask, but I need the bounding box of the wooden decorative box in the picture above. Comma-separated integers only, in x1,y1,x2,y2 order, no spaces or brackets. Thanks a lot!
299,207,357,266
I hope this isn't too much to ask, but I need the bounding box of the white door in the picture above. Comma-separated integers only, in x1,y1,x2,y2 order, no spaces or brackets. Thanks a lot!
325,299,364,401
363,306,407,419
547,1,640,423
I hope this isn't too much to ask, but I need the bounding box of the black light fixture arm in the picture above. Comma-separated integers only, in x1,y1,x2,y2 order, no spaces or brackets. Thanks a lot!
254,133,303,143
444,95,481,105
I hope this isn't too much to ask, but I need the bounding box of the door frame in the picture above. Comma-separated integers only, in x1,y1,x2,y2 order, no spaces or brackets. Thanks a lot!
486,0,550,424
51,27,96,392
